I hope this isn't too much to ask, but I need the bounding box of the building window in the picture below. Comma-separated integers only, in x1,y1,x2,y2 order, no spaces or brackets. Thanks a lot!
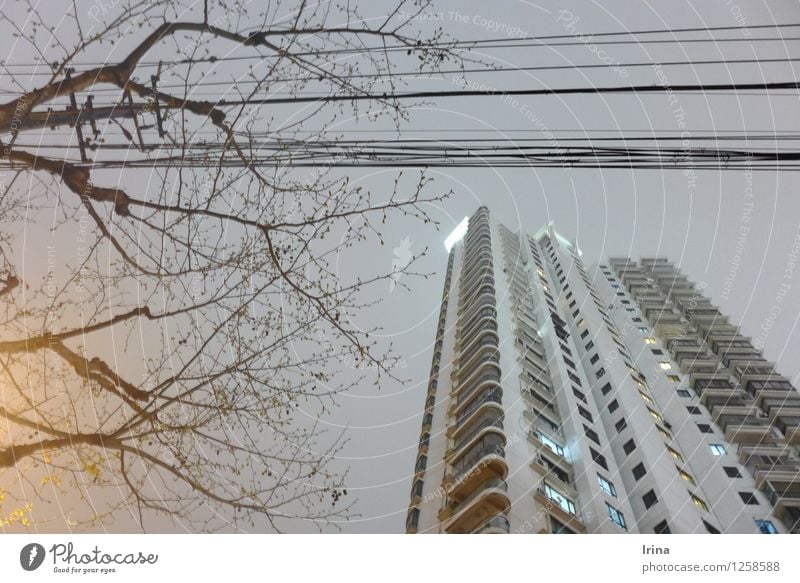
654,520,672,534
723,466,742,478
623,439,636,455
632,462,647,480
590,448,609,470
584,425,601,445
756,520,778,534
678,468,696,485
658,427,672,440
608,399,619,414
639,327,649,334
415,455,427,472
642,489,658,509
606,503,627,530
578,405,593,423
709,444,727,456
537,432,565,458
639,391,654,406
687,406,701,415
411,479,424,498
666,447,684,462
703,520,721,534
551,517,576,534
690,494,709,511
563,356,576,369
543,482,576,515
601,382,612,396
406,508,420,531
581,329,589,339
573,387,587,403
590,354,600,365
577,319,585,328
615,418,627,432
597,474,617,497
595,367,606,379
697,423,713,433
739,492,759,505
585,341,594,351
677,389,691,398
658,362,672,371
648,408,663,423
644,337,656,344
651,349,663,355
667,375,681,383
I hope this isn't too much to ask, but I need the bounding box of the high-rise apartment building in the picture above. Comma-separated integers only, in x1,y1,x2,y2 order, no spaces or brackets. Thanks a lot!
405,206,800,534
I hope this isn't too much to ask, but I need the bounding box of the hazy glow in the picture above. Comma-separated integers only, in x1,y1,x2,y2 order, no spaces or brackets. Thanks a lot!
444,217,469,251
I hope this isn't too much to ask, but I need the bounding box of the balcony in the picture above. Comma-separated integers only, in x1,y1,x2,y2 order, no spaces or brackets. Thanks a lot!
711,404,773,444
772,411,800,445
450,408,504,444
443,478,511,533
763,479,800,521
472,514,511,534
534,485,586,533
455,387,503,428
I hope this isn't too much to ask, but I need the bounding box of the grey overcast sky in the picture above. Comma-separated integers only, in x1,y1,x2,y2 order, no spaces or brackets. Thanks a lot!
3,0,800,533
310,0,800,533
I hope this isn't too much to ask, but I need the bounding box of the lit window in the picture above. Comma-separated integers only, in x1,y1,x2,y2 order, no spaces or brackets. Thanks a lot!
648,408,663,423
690,494,708,511
639,391,654,405
606,503,627,529
537,432,565,458
666,447,684,462
597,474,617,497
678,468,695,485
709,443,727,456
667,375,681,383
658,427,672,440
644,338,656,344
659,362,672,371
756,519,778,534
543,482,576,515
577,319,585,328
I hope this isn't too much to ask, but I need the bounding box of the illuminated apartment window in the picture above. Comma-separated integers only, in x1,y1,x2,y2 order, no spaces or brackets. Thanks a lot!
666,447,684,462
577,319,585,328
678,468,695,485
639,391,654,406
597,474,617,497
657,427,672,440
644,338,656,344
667,375,681,383
543,482,576,515
709,444,727,456
756,520,778,534
648,409,663,423
606,503,627,530
659,362,672,371
690,494,709,511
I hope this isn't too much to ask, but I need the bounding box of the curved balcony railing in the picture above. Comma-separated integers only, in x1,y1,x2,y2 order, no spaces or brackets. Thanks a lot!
447,477,508,517
453,416,505,453
455,369,502,406
461,269,495,295
459,299,496,332
458,334,499,369
473,514,511,534
457,346,499,379
456,388,502,427
460,317,498,347
450,434,506,483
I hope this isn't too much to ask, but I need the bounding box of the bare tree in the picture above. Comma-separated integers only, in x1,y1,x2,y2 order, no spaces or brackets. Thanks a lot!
0,0,457,531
